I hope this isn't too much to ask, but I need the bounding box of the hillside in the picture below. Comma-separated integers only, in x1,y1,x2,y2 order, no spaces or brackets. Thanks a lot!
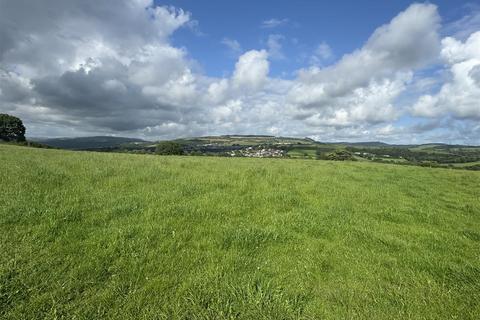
1,144,479,319
31,136,150,150
27,135,480,170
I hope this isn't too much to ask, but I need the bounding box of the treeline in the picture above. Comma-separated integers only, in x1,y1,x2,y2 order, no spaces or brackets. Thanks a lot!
346,147,480,164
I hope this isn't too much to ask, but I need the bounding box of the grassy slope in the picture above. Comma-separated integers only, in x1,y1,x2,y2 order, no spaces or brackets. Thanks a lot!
1,145,479,319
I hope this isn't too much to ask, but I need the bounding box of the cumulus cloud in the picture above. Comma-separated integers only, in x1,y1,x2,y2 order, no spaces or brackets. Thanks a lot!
232,50,269,92
1,0,282,139
0,0,200,135
412,32,480,120
288,3,440,127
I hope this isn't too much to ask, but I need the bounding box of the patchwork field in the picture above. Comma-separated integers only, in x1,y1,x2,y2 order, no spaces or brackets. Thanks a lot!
1,144,479,319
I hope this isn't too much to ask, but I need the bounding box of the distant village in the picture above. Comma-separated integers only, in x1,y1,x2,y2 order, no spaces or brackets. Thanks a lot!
229,147,285,158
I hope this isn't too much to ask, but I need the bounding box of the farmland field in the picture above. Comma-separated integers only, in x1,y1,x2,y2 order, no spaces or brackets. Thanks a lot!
1,144,480,319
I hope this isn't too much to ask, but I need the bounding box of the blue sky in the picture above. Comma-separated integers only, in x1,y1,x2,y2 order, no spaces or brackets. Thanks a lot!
165,0,476,77
1,0,479,144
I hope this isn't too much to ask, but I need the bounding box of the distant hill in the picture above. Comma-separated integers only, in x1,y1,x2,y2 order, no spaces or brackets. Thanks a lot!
29,135,479,162
332,141,391,147
31,136,149,150
174,135,316,146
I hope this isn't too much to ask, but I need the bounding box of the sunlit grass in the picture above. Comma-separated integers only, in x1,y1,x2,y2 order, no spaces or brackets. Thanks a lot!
1,144,479,319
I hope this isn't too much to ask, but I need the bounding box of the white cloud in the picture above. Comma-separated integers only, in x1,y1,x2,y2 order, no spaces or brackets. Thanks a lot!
443,4,480,40
211,99,243,124
261,18,289,29
148,6,191,40
297,76,408,127
232,50,269,92
0,0,199,133
310,42,333,66
412,32,480,120
288,3,440,127
221,38,242,55
266,34,285,60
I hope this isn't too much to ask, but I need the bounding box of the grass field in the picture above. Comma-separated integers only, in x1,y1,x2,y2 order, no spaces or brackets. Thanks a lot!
287,148,317,159
1,144,480,319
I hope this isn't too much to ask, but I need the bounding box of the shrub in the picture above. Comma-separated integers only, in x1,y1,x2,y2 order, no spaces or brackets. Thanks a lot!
325,150,355,161
156,141,184,155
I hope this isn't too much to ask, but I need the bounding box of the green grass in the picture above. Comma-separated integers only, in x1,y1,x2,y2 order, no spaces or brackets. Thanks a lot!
1,144,480,319
287,148,317,159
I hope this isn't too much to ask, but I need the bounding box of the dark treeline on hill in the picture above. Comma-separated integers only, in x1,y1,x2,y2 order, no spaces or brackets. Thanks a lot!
346,146,480,164
32,136,148,150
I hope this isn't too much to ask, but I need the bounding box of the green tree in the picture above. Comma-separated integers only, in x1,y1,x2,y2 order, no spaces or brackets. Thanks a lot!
156,141,184,155
0,114,26,142
325,150,355,161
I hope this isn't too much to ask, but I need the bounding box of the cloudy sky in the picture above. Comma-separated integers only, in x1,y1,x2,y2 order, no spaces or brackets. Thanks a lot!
0,0,479,144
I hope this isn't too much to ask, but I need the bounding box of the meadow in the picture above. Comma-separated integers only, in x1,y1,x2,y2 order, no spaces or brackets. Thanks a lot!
1,144,479,319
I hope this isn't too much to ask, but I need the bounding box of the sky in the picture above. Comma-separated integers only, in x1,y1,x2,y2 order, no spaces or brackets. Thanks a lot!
0,0,479,144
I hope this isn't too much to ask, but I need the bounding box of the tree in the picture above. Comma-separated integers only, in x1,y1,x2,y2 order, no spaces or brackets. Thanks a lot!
325,150,355,161
0,114,26,142
156,141,184,155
